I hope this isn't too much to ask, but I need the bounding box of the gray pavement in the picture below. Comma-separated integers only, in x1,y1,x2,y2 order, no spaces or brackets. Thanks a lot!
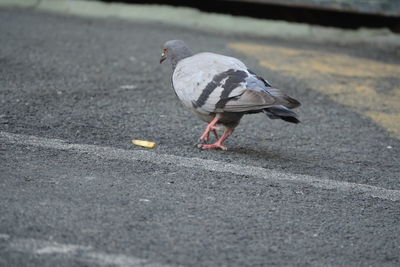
1,7,400,267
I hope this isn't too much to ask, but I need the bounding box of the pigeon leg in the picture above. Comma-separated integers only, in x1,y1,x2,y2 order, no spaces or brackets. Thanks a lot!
199,115,220,142
198,129,219,146
212,129,219,140
199,127,235,150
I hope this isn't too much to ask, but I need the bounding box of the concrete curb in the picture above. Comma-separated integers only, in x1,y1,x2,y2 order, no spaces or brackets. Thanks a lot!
1,0,400,47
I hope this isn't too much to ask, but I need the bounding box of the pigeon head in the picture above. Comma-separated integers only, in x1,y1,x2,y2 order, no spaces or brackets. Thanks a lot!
160,40,193,69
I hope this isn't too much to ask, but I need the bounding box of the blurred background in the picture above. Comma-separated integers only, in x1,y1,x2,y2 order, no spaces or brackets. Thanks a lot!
101,0,400,32
1,1,400,267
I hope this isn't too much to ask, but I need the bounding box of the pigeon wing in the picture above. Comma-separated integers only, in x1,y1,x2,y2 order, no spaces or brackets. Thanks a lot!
172,52,249,114
172,53,299,114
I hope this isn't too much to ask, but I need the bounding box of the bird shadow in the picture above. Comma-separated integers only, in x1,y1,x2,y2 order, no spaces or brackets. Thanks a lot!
226,144,313,167
228,146,289,160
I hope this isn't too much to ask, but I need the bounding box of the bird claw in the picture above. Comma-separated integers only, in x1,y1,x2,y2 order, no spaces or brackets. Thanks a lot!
197,143,228,151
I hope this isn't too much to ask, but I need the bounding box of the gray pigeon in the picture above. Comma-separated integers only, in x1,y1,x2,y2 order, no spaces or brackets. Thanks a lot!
160,40,300,150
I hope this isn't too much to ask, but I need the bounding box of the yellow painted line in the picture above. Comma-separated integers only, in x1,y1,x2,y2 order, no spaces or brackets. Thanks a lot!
228,42,400,139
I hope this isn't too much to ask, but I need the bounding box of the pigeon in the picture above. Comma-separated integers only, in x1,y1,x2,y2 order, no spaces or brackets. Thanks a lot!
160,40,300,150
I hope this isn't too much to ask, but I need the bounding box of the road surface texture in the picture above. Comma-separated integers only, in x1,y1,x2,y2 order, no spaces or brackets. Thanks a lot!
1,3,400,267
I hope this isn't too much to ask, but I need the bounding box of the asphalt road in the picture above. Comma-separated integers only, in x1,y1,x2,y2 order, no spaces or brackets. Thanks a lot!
1,6,400,267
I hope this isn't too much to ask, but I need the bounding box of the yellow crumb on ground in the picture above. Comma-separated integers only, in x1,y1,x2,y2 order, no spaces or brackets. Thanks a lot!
131,140,157,149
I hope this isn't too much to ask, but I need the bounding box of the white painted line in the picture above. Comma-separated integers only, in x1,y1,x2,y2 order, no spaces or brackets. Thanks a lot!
1,131,400,201
120,85,138,90
6,235,172,267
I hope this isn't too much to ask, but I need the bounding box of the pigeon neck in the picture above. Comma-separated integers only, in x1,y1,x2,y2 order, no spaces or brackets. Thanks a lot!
170,50,192,70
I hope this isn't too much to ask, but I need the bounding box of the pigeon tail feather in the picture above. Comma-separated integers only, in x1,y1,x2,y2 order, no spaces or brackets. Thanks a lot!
263,105,300,124
284,96,301,109
263,88,301,109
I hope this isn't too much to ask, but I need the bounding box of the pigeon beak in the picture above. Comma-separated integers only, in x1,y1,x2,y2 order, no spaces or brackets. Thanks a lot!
159,52,167,64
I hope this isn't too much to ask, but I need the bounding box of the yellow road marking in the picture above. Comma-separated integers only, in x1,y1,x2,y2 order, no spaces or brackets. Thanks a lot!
228,42,400,139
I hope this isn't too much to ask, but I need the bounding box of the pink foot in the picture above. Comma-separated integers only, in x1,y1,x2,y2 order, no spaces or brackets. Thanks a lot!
198,143,228,151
